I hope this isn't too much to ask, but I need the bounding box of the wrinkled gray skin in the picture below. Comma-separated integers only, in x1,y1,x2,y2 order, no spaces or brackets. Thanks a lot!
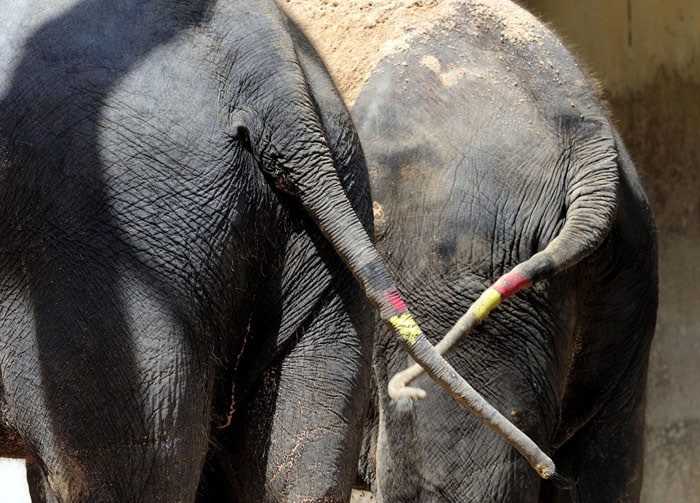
3,1,545,499
353,3,657,502
0,1,379,501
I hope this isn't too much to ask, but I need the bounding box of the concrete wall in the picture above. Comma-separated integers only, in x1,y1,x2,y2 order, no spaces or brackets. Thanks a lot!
520,1,700,501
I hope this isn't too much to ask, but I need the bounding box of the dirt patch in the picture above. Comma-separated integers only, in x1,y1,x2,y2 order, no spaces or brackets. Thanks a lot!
281,1,551,105
280,0,461,105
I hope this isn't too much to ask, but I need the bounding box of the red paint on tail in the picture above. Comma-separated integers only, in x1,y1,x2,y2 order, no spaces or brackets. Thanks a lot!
384,289,407,313
493,271,532,299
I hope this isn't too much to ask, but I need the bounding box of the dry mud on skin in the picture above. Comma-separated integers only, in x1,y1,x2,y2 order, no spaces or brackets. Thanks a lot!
279,0,547,105
279,0,459,105
351,489,375,501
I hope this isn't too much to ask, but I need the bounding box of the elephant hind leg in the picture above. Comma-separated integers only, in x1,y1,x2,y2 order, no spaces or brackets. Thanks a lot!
26,458,58,503
227,284,372,502
540,380,647,503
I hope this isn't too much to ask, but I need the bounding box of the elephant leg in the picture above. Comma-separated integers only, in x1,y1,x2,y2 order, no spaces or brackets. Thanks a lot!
375,384,543,503
230,286,372,502
1,271,213,502
266,293,371,501
541,376,648,503
26,458,58,503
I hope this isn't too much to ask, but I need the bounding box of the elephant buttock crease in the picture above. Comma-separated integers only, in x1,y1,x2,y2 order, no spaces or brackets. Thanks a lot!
216,318,252,429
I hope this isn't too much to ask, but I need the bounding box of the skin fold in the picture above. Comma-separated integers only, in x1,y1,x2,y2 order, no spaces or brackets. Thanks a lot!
352,2,657,502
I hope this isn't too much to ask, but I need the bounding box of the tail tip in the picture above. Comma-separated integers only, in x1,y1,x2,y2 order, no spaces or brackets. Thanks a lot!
550,471,577,490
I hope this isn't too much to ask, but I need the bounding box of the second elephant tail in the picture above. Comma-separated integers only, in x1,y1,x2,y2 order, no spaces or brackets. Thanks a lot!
389,118,620,400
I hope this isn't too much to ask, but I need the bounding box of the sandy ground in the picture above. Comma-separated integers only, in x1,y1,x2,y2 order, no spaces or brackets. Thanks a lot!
280,0,543,105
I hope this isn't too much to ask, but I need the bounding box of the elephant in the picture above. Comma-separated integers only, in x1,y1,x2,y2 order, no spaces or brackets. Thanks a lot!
348,1,658,502
0,0,543,501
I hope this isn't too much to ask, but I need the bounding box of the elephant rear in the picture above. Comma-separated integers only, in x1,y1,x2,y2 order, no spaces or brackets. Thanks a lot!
351,1,657,501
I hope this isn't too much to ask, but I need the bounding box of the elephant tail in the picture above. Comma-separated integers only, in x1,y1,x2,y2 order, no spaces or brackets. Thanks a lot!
247,4,569,481
389,119,620,398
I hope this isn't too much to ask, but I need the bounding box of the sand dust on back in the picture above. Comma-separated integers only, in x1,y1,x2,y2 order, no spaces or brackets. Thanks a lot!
279,0,545,105
279,0,460,105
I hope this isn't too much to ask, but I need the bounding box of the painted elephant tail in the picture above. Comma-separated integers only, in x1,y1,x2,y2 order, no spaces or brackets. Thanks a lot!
389,119,619,395
387,119,620,478
262,68,559,485
290,155,557,481
243,4,561,481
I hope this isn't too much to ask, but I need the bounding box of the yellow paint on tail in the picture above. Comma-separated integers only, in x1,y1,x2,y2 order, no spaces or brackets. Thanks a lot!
472,288,502,322
390,312,422,345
